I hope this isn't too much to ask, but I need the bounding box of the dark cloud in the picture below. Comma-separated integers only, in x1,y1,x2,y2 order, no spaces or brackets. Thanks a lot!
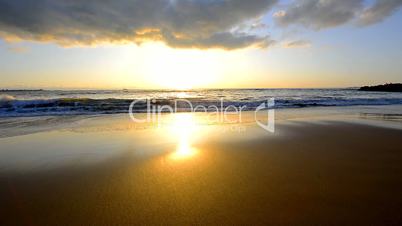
359,0,402,26
0,0,277,49
274,0,363,30
274,0,402,30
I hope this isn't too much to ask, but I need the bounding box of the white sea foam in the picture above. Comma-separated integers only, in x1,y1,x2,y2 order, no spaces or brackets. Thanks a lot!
0,94,15,101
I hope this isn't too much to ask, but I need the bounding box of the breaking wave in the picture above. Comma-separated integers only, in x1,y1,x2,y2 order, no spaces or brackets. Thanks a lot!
1,96,402,117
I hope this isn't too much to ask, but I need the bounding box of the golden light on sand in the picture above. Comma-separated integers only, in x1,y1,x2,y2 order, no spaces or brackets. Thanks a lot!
171,138,198,160
168,114,199,160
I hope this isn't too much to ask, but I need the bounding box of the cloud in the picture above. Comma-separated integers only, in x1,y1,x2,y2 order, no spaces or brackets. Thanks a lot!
359,0,402,26
7,45,29,53
274,0,402,30
283,40,311,48
164,31,276,49
1,0,400,50
274,0,363,30
0,0,277,50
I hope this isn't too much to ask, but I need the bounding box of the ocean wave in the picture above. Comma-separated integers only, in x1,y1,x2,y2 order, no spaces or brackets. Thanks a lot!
1,97,402,117
0,94,16,102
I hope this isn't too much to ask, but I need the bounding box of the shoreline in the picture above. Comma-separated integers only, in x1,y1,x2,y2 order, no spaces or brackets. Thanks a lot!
1,104,401,138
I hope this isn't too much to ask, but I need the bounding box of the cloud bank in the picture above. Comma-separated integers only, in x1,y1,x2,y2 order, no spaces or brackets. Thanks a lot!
0,0,401,49
275,0,402,30
0,0,277,49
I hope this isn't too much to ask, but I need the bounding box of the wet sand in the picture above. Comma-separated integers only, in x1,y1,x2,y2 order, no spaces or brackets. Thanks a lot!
1,106,402,225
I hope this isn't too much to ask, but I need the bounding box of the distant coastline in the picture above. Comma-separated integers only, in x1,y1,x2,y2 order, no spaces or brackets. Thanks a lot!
359,83,402,92
0,89,43,92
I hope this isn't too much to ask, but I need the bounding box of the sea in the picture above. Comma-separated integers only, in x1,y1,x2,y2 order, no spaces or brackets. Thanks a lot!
1,88,402,117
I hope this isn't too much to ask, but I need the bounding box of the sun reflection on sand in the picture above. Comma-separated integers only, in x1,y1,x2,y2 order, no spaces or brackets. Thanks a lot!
168,114,199,160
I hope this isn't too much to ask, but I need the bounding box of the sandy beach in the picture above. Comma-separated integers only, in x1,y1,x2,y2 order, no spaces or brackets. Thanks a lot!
1,0,402,224
1,105,402,225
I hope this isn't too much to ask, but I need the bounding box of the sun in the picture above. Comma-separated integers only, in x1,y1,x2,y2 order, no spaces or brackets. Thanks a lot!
140,43,221,90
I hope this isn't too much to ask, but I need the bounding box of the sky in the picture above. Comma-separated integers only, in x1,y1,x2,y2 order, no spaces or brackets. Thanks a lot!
0,0,401,89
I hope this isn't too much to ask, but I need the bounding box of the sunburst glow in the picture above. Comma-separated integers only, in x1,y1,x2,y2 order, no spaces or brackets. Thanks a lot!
139,44,224,90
